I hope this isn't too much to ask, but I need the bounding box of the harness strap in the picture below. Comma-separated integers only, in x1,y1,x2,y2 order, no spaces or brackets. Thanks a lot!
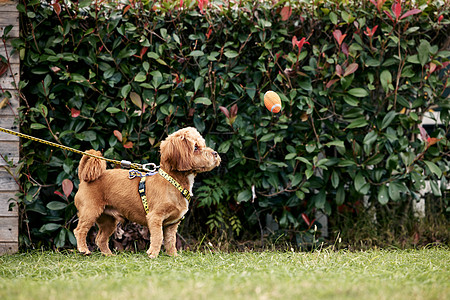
138,177,149,214
129,169,191,216
158,169,192,202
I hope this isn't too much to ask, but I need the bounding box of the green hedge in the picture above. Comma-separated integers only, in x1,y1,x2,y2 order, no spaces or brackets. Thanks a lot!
5,0,450,248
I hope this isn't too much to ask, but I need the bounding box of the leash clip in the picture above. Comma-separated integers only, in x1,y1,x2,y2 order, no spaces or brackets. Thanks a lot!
120,160,132,169
142,163,159,172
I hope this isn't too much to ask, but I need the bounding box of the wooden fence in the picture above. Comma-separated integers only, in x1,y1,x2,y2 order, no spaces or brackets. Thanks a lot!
0,0,19,255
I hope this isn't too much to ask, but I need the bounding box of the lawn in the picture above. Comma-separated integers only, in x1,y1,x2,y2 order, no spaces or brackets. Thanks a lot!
0,248,449,300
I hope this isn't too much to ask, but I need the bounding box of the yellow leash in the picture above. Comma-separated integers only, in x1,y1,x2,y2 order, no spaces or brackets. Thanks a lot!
0,126,153,172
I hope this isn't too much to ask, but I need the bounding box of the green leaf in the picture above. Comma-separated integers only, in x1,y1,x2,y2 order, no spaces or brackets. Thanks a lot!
329,11,338,25
224,50,239,58
354,172,367,193
348,88,368,98
47,201,67,210
336,185,345,206
194,77,204,92
121,84,131,98
313,190,326,209
423,160,442,178
325,140,345,148
39,223,61,233
189,50,204,57
380,70,392,93
417,40,431,67
237,190,252,203
381,111,397,130
218,140,232,153
106,107,121,113
305,168,314,179
260,133,275,142
331,170,339,189
194,97,212,105
285,153,297,160
378,184,389,204
134,72,147,82
346,117,368,129
388,182,401,201
296,157,313,166
30,123,46,130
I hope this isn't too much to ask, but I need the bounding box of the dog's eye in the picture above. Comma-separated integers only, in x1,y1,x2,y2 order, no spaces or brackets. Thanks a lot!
194,145,199,152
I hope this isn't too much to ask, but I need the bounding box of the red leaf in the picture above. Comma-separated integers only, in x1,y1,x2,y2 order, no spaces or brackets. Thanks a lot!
0,61,8,77
336,64,343,76
54,191,64,198
326,79,339,89
344,63,359,77
71,108,80,118
52,2,61,16
114,130,123,142
427,137,441,147
124,141,133,149
419,125,429,142
140,47,148,59
219,106,230,118
342,43,349,57
333,30,346,46
230,103,238,117
62,179,73,198
292,36,298,49
301,213,311,226
392,1,402,20
123,5,130,14
280,6,292,21
429,62,437,74
384,10,394,23
400,8,421,20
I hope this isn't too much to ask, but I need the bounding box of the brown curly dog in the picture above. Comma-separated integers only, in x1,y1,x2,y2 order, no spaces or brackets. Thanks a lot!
73,127,221,258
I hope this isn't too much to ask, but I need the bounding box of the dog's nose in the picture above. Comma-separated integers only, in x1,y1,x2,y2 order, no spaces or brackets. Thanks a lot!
212,151,218,157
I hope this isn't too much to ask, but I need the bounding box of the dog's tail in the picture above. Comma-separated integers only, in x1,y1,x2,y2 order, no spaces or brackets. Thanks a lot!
78,150,107,182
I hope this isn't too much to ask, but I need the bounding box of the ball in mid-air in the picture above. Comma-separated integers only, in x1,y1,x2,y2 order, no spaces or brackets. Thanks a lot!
264,91,282,113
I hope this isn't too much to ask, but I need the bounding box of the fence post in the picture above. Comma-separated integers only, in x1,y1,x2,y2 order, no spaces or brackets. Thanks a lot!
0,0,20,255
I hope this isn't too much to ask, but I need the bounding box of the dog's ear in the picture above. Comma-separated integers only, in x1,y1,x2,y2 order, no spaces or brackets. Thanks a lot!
160,133,194,171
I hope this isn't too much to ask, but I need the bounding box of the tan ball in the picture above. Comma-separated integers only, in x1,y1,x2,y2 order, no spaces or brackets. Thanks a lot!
264,91,282,113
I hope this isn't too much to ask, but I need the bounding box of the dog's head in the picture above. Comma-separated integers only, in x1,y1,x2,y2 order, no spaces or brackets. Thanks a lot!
160,127,221,173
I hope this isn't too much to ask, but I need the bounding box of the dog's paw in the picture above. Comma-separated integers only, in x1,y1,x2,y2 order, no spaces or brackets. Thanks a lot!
146,249,159,259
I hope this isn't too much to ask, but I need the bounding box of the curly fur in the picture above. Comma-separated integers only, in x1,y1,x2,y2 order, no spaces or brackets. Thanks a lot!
73,127,220,258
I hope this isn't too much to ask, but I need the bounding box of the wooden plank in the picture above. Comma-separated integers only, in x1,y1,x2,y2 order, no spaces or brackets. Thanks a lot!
0,191,18,215
0,92,19,116
0,0,18,9
0,242,18,255
0,116,19,141
0,169,18,191
0,216,18,242
0,62,19,89
0,141,19,166
0,44,19,64
0,1,19,39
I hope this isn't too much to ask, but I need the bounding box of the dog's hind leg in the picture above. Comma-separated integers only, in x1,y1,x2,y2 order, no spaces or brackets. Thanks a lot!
95,214,118,256
163,222,180,257
74,207,103,255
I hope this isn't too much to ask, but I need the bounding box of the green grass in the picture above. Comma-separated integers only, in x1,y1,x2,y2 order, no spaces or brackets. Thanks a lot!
1,248,449,300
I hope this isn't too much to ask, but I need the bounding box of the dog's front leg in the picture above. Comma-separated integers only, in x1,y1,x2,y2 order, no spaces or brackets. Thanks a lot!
163,222,180,257
146,213,164,258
